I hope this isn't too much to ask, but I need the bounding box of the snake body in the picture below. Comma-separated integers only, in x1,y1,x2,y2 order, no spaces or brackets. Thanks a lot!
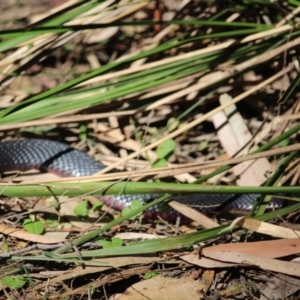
0,139,282,217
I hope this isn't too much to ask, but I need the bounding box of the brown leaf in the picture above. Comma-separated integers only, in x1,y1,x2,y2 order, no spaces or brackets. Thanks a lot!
203,250,300,277
202,238,300,258
0,224,65,244
116,276,204,300
168,200,219,228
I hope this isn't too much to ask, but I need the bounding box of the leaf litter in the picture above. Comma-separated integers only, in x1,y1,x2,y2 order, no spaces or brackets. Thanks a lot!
0,0,300,299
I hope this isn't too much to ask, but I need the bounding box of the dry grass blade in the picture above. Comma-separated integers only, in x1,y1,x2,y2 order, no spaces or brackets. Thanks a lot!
94,66,294,175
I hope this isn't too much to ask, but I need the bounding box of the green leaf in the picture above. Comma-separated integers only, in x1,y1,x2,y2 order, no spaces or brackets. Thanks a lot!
155,139,176,159
111,237,123,247
92,200,104,211
166,118,179,132
79,124,87,141
143,272,159,279
1,275,26,289
198,140,209,151
98,237,123,249
1,236,9,253
23,219,44,235
102,240,112,248
74,200,89,217
45,218,59,229
122,200,143,220
152,158,168,168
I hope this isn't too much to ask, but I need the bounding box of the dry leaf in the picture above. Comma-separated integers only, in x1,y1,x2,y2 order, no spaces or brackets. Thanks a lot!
181,254,236,268
202,238,300,258
168,200,219,228
203,250,300,277
0,224,65,244
115,232,162,240
34,256,166,290
115,276,204,299
202,270,215,293
234,217,300,239
212,93,270,186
